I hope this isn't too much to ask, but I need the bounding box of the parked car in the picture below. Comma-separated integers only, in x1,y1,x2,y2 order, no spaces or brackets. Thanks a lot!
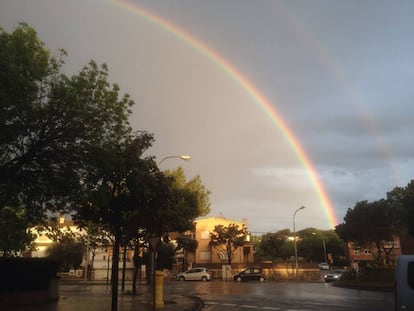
318,262,330,270
176,267,211,281
394,255,414,310
233,267,265,282
324,269,345,283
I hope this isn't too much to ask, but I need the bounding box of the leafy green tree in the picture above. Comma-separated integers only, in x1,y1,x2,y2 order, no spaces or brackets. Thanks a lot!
175,234,198,271
336,199,397,263
0,206,35,256
74,132,202,308
77,223,112,280
387,181,414,254
209,223,248,265
0,23,134,223
40,219,84,271
297,228,345,264
164,167,211,216
74,132,159,307
254,229,292,262
46,235,83,272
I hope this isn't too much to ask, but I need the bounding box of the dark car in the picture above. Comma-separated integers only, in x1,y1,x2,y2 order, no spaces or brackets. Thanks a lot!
233,267,265,282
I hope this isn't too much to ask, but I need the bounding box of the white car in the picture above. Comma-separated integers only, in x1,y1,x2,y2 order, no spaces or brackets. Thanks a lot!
395,255,414,310
176,267,211,281
324,269,345,283
318,262,330,270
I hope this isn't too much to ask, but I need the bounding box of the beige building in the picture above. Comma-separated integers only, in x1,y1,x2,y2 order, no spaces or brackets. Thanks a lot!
188,216,254,266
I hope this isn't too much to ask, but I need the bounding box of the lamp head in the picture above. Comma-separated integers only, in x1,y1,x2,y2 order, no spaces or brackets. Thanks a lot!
180,155,191,161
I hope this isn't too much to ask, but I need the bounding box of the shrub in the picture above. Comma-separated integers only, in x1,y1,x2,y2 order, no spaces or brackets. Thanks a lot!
0,257,60,292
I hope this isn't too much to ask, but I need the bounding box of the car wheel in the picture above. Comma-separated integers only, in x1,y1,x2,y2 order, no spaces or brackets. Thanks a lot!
259,277,265,282
179,276,185,281
235,276,242,282
201,276,207,282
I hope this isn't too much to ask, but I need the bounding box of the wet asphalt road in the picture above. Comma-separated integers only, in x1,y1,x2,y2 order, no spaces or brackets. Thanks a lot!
173,280,393,311
4,279,393,311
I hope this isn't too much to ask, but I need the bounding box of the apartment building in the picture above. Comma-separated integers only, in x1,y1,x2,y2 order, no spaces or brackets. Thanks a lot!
191,216,254,266
347,235,402,264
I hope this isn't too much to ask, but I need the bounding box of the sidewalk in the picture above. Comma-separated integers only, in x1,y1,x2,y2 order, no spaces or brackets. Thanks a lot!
6,280,204,311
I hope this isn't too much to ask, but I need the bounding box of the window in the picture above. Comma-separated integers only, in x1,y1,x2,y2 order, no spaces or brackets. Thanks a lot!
354,250,360,256
200,231,210,239
200,251,210,260
218,251,228,261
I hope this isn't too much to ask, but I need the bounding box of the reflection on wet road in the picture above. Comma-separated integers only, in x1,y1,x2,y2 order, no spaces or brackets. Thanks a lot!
170,280,393,311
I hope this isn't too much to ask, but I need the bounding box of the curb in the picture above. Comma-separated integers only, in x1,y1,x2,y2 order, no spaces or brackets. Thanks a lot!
188,296,204,311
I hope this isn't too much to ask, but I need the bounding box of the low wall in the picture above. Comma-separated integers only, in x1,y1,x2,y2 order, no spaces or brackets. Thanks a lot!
0,258,60,307
193,262,322,281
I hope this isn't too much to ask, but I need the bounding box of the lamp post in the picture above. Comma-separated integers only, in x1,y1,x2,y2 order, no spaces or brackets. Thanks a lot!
322,238,327,263
293,206,306,280
158,155,191,166
152,154,191,310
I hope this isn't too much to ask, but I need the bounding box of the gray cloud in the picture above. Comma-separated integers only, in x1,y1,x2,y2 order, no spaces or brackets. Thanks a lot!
1,0,413,234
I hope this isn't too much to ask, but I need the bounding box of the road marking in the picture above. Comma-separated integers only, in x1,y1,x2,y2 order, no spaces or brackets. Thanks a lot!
204,301,292,310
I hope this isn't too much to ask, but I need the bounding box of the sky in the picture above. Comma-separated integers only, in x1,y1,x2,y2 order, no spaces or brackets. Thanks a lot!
2,0,414,235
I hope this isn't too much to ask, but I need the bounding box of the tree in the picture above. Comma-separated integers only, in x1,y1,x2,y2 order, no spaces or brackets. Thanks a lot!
74,132,160,310
164,167,211,217
0,206,35,256
40,219,84,271
297,228,345,265
335,199,397,263
254,229,292,262
46,235,83,272
74,132,203,310
387,181,414,254
209,223,248,265
175,234,198,271
0,23,134,223
77,223,112,281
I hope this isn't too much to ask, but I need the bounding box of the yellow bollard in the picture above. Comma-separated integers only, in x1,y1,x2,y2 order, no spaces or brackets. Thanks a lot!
155,270,164,309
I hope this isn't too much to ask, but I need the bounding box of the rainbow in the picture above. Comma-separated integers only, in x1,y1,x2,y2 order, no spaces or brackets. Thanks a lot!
280,5,401,186
108,0,339,227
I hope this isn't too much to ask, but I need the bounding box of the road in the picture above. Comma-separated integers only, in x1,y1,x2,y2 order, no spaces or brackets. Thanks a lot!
5,279,393,311
170,280,393,311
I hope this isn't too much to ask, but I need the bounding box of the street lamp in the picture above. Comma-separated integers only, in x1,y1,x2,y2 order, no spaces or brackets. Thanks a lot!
158,155,191,166
152,154,191,310
293,206,306,280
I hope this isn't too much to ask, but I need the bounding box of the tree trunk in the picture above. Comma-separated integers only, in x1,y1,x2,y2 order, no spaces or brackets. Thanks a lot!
121,244,127,292
131,243,143,294
227,242,232,265
111,234,120,311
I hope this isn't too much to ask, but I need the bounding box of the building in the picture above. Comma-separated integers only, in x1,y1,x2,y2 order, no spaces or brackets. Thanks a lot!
31,217,135,280
190,216,254,266
346,236,402,265
31,215,255,280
